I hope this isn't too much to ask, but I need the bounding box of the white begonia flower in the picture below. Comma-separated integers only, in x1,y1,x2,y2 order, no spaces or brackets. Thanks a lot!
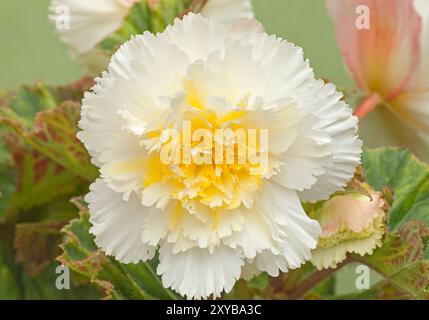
78,13,362,299
49,0,254,73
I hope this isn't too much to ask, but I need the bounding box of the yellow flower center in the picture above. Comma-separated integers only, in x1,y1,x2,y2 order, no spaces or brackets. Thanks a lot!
141,80,270,214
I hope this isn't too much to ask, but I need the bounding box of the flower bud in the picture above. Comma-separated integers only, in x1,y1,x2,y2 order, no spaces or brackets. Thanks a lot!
311,192,386,270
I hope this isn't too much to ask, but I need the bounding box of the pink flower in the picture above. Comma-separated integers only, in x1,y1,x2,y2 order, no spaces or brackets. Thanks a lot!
327,0,429,136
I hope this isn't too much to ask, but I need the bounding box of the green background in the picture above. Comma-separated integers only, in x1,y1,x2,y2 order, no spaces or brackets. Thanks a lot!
0,0,407,296
0,0,351,90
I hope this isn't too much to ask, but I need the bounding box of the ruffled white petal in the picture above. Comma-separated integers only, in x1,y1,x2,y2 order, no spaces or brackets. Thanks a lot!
311,232,383,270
239,99,306,156
78,31,190,169
86,179,156,263
161,14,231,63
184,41,266,106
269,183,321,268
157,243,243,299
239,184,320,277
225,182,321,276
201,0,254,24
298,81,362,201
272,115,333,192
228,31,314,104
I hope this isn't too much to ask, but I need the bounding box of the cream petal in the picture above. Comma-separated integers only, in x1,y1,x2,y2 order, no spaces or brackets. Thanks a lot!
224,182,321,270
414,0,429,89
98,132,147,200
201,0,254,24
141,182,172,207
78,76,166,164
394,90,429,135
254,251,289,277
223,183,284,259
157,243,243,299
298,81,362,202
164,204,245,250
223,209,281,259
141,209,169,247
389,0,429,134
108,32,190,95
78,32,192,200
215,208,246,238
161,13,230,63
311,232,383,270
49,0,130,55
141,197,246,252
85,179,156,264
229,31,315,104
270,183,321,269
239,98,306,156
184,41,266,106
272,115,333,192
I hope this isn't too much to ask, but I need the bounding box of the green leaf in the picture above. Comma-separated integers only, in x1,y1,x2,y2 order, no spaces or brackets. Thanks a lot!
0,81,97,216
14,220,67,276
0,131,17,219
0,79,93,129
0,79,98,299
58,207,177,300
362,148,429,229
0,243,22,299
1,134,84,214
19,262,103,300
359,220,429,299
21,101,98,181
0,81,97,182
98,0,194,54
0,82,57,128
0,81,95,281
248,273,270,291
0,255,102,299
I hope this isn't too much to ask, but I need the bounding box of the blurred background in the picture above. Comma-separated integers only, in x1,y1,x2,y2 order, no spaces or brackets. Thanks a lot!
0,0,416,296
0,0,352,90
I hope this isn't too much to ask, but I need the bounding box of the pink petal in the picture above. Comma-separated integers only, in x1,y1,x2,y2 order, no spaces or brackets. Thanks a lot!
327,0,422,100
318,194,384,236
